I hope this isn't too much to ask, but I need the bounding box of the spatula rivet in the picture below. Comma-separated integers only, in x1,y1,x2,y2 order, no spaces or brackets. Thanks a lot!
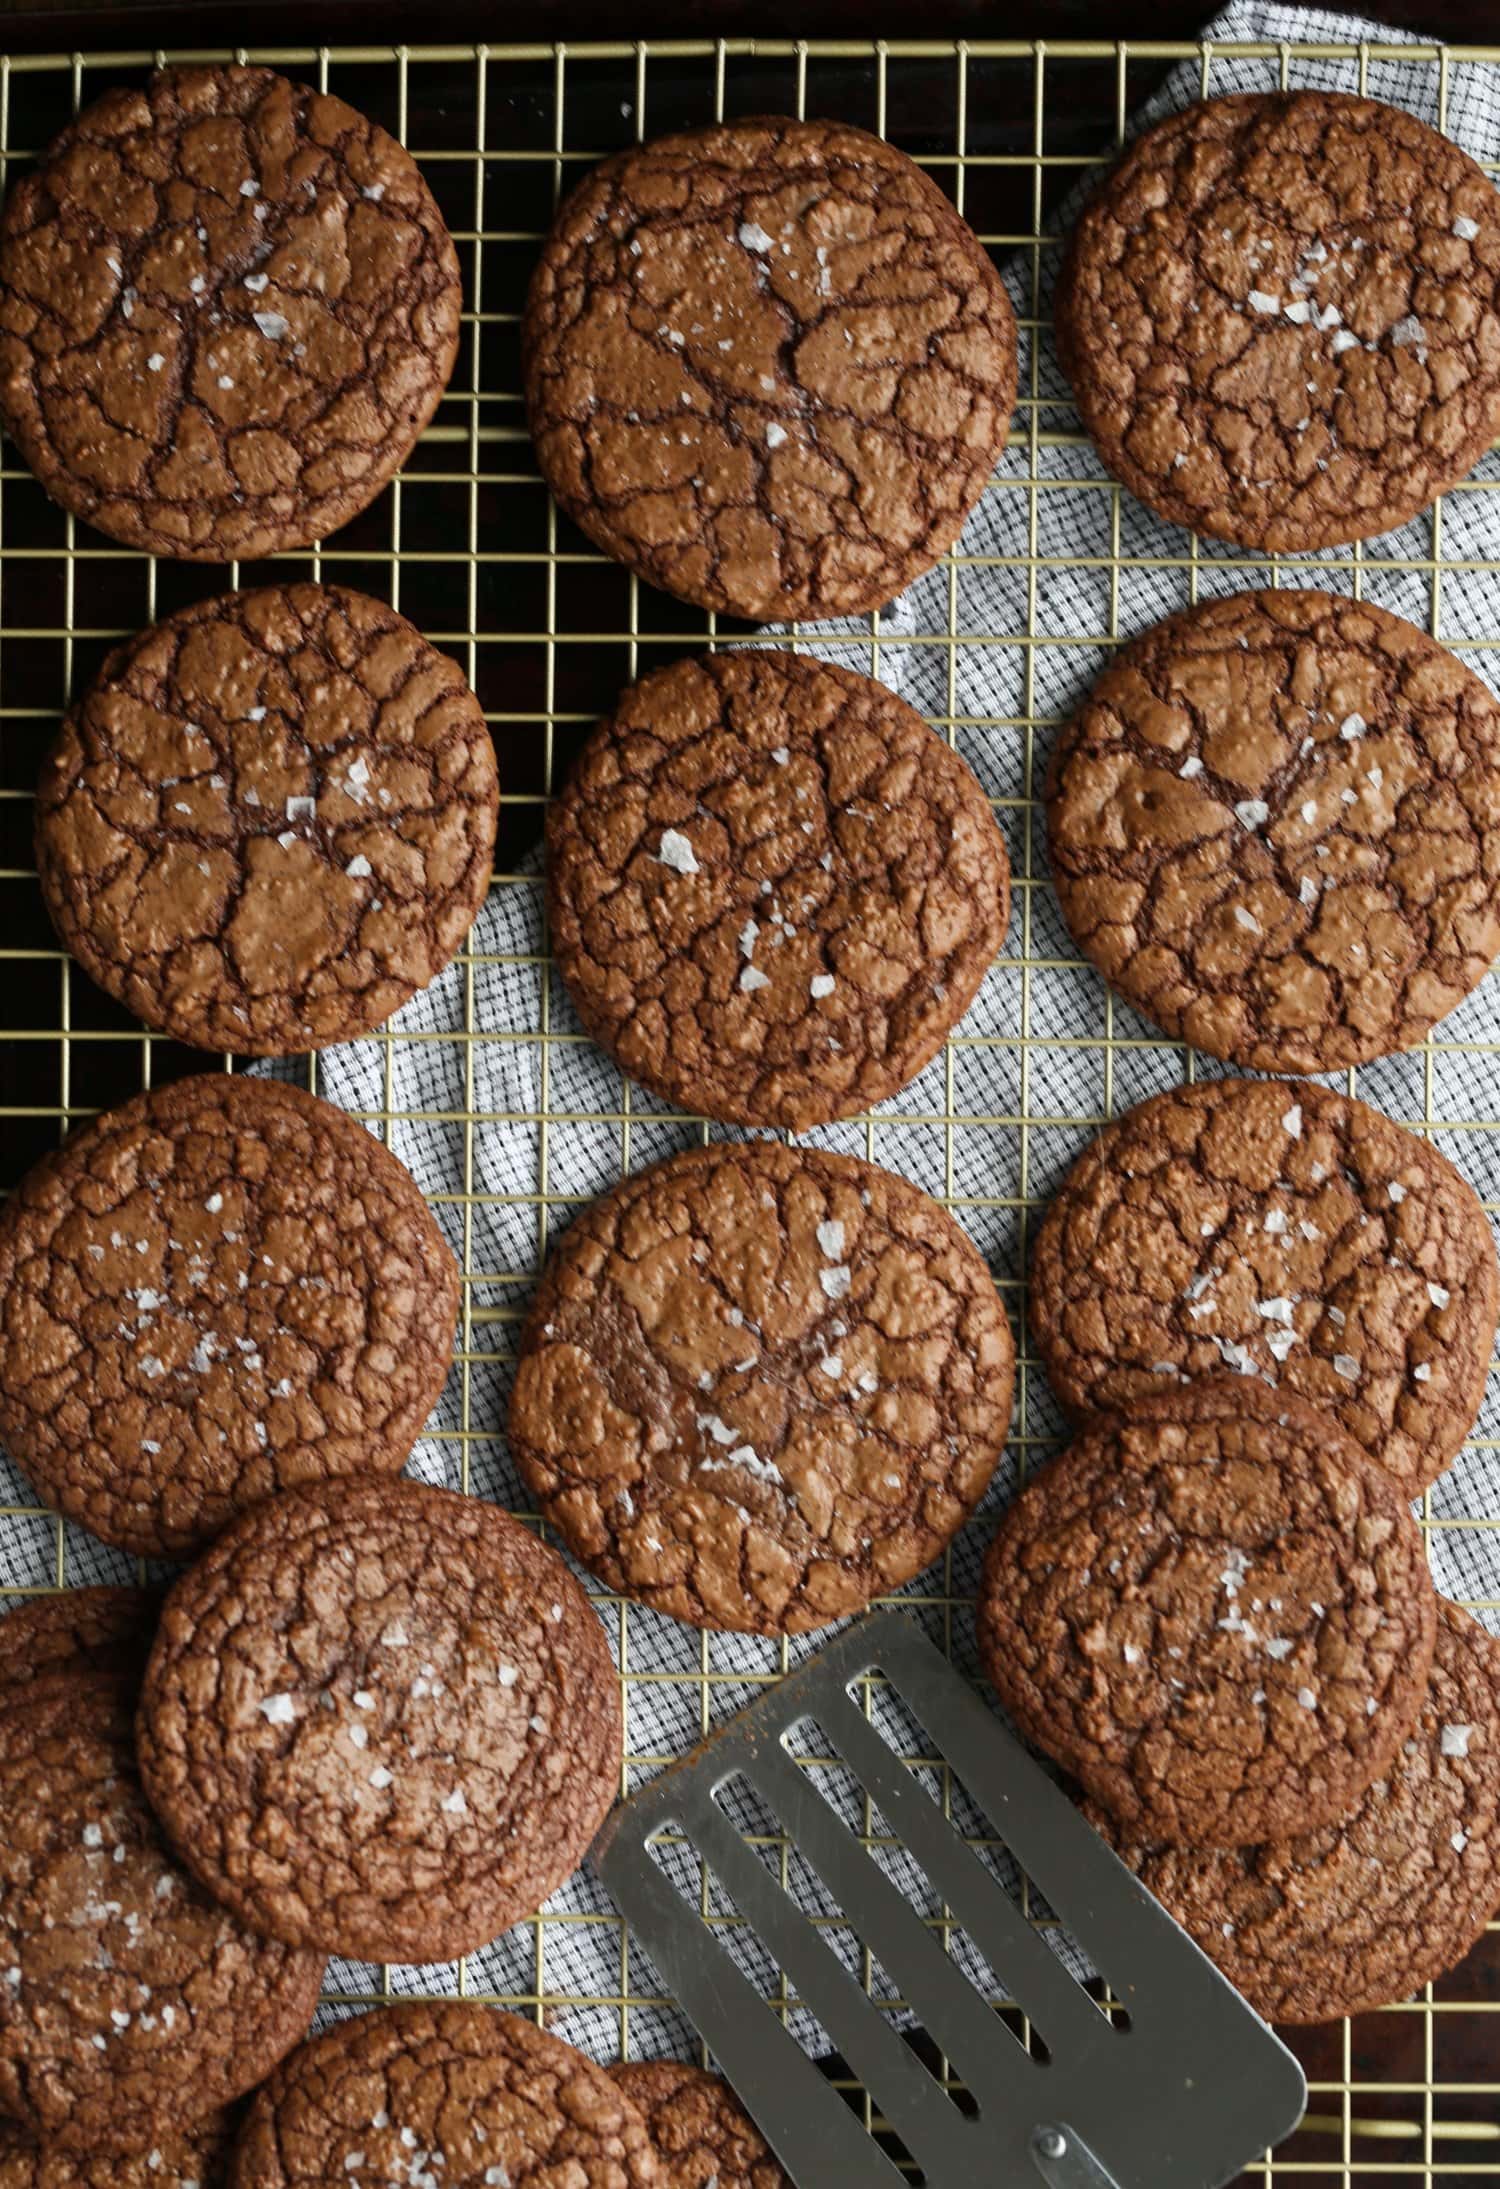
1036,2128,1068,2161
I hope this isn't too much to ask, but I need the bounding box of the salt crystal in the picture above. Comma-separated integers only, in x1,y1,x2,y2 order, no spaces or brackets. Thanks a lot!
816,1220,845,1259
1248,290,1281,313
765,422,787,449
1428,1282,1450,1308
346,855,373,878
1454,214,1480,240
258,1694,296,1724
1233,905,1260,932
1282,1105,1302,1137
253,310,289,340
1234,799,1269,829
1332,1353,1360,1381
819,1265,851,1300
738,221,774,253
655,829,698,875
1297,1687,1317,1710
1442,1723,1473,1758
1179,756,1203,779
147,352,165,373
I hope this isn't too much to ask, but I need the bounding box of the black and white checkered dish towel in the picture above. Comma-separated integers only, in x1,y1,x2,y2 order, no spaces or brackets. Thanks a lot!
6,1,1499,2064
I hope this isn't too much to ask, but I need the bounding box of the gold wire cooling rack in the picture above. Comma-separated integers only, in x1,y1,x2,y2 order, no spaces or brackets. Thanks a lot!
1,32,1499,2187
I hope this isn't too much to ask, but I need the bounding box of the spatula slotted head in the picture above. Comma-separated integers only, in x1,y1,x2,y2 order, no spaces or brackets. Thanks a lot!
596,1612,1306,2189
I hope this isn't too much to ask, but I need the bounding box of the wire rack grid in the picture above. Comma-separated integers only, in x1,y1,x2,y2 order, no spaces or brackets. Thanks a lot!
0,31,1499,2188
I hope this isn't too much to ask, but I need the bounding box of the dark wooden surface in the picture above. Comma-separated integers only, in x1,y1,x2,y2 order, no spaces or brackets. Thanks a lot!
0,0,1488,49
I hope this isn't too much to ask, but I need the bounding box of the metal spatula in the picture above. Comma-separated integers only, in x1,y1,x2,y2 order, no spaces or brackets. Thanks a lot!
595,1610,1306,2189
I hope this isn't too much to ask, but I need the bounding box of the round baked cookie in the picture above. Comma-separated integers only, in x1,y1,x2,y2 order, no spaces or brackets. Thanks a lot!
612,2062,788,2189
1055,92,1500,551
509,1141,1014,1635
976,1379,1437,1848
0,1587,158,1694
230,2001,660,2188
1030,1077,1499,1498
1046,588,1500,1073
0,2114,233,2189
0,1073,458,1560
0,66,461,560
0,1675,323,2155
523,117,1017,621
1093,1600,1500,2023
548,651,1010,1130
37,585,498,1056
136,1478,622,1965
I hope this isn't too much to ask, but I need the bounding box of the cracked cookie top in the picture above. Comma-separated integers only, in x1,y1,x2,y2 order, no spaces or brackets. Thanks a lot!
977,1379,1437,1848
1045,587,1500,1073
36,584,498,1058
1091,1600,1500,2022
231,2002,660,2189
1056,92,1500,551
547,650,1010,1130
0,1074,459,1559
0,2115,233,2189
136,1479,622,1966
0,1676,323,2156
0,1587,160,1696
523,116,1017,621
1030,1077,1499,1497
0,66,461,561
611,2063,788,2189
508,1141,1014,1635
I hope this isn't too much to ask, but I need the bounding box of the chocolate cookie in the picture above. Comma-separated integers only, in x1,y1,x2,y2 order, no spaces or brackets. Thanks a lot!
1030,1077,1498,1498
136,1478,622,1965
0,1073,458,1559
1045,588,1500,1072
0,1587,158,1694
230,2001,660,2188
0,2115,233,2189
509,1141,1014,1635
0,1675,323,2155
0,66,460,561
37,585,498,1057
523,117,1017,620
976,1379,1437,1847
1093,1601,1500,2023
548,651,1010,1130
612,2062,788,2189
1056,92,1500,550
